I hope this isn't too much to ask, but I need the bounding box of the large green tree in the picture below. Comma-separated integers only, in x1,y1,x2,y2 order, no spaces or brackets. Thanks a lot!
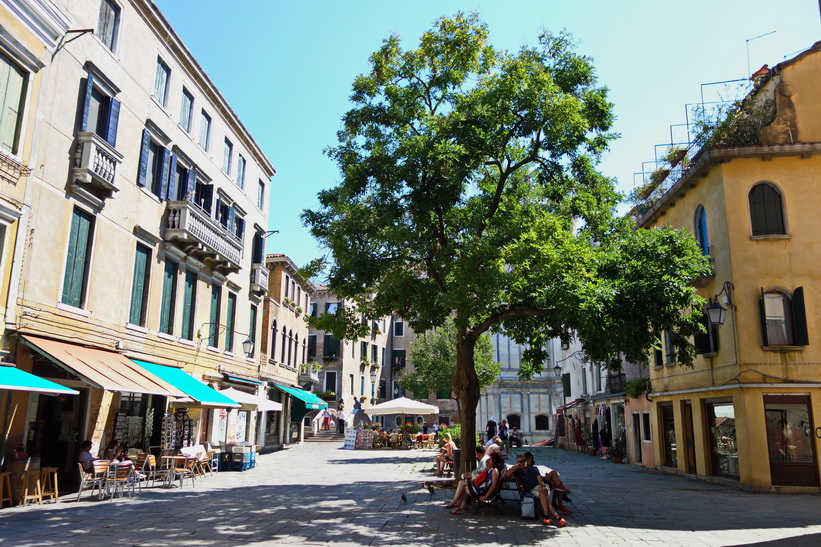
303,13,709,472
399,319,501,413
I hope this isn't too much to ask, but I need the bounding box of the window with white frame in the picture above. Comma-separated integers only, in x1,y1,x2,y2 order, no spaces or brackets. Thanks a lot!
96,0,120,52
198,110,211,150
137,128,171,200
760,287,808,346
0,52,27,154
394,320,404,337
153,57,171,108
257,179,265,210
79,67,121,148
180,88,193,133
222,138,233,174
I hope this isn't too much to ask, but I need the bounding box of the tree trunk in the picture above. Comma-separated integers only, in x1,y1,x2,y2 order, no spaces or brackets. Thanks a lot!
452,328,480,477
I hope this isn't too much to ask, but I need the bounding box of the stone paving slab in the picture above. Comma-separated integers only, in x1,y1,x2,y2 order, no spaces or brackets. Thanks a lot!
1,441,820,545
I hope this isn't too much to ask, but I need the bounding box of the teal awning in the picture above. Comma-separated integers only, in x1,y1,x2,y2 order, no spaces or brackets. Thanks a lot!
0,365,79,395
274,384,327,410
131,360,240,407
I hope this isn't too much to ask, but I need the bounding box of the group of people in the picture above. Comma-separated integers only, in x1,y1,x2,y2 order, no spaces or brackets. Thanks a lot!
486,417,524,449
443,446,572,527
78,438,129,472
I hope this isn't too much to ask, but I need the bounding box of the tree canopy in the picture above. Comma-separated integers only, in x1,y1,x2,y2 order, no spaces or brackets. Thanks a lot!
303,12,710,468
399,319,500,401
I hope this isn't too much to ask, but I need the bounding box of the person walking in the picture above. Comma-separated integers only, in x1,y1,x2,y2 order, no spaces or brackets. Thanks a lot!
486,417,497,443
498,419,510,453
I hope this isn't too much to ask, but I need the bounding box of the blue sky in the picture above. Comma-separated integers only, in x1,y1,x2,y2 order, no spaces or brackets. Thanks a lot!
154,0,820,270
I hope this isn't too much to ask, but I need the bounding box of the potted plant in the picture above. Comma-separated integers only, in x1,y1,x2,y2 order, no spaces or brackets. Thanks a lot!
611,435,627,464
625,377,651,399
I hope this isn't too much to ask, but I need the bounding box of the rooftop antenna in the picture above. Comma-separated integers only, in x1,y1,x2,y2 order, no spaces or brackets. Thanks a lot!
746,30,776,77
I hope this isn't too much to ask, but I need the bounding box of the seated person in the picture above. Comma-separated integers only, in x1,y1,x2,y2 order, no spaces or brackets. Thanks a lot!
485,436,506,459
434,433,456,476
78,440,96,472
388,430,399,447
104,439,124,461
510,426,523,447
445,451,504,513
475,444,489,467
542,464,572,513
504,451,566,527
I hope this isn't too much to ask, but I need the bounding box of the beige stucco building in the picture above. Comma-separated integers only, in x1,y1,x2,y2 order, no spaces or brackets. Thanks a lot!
637,43,821,491
1,0,277,480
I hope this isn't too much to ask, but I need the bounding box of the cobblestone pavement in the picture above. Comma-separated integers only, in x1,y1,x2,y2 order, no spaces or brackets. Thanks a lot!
1,440,820,546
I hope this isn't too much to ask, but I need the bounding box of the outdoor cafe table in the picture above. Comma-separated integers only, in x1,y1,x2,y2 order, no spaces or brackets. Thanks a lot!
159,456,190,487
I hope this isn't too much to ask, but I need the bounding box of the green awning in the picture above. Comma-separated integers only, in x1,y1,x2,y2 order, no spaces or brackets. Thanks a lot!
131,360,240,407
0,365,79,395
274,384,327,410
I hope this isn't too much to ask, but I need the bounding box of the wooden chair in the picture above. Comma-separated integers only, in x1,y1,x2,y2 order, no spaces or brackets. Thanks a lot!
106,462,136,500
76,462,106,501
18,470,42,506
0,472,13,508
191,452,208,478
40,467,59,503
172,457,196,489
142,455,162,488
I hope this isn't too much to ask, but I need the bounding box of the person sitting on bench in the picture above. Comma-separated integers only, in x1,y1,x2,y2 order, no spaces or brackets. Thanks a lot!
542,464,572,513
434,433,456,476
504,451,566,527
445,451,504,514
510,426,523,447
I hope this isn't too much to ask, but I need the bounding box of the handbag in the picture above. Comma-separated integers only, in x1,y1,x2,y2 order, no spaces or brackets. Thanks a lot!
472,469,489,486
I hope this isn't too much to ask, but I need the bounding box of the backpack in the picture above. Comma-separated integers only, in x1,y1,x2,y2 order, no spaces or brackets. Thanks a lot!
521,493,536,519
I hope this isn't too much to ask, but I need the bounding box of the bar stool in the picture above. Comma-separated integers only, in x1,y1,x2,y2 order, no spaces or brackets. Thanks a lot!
18,470,42,506
40,467,59,503
0,472,12,508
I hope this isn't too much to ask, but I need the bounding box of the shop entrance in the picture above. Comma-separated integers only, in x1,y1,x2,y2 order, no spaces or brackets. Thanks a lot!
31,388,88,485
764,395,819,487
681,402,696,474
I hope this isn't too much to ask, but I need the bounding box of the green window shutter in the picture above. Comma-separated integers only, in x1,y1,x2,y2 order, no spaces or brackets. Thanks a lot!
105,98,120,147
0,53,25,153
249,304,257,347
181,271,196,340
129,245,150,325
225,293,236,352
562,373,571,397
209,285,220,347
62,209,93,307
159,261,177,334
759,289,769,346
793,287,809,346
166,154,178,201
80,74,93,133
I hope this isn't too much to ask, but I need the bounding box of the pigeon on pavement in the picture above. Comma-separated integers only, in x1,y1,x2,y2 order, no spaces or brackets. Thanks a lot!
401,493,407,503
427,485,435,495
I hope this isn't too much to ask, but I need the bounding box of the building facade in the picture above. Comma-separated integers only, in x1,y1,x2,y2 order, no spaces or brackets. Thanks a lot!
1,0,276,479
637,43,821,491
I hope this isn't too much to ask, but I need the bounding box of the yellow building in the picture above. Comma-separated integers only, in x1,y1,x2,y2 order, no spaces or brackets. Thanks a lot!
638,43,821,491
1,0,276,482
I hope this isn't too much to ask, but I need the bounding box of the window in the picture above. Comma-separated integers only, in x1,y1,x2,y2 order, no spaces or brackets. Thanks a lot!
534,414,550,430
0,52,27,154
236,154,246,189
128,244,150,325
325,302,339,315
270,321,277,360
257,179,265,210
225,292,236,352
661,403,677,466
61,208,94,308
159,260,177,335
309,302,317,317
371,344,377,363
749,183,786,236
360,341,368,362
392,349,406,369
664,330,676,365
392,380,404,399
760,288,808,346
214,194,244,239
180,270,196,340
324,371,336,394
192,177,213,214
171,161,189,201
208,285,221,348
198,110,211,150
323,334,340,359
153,57,170,107
694,205,709,255
222,138,233,174
137,129,171,200
394,321,404,337
360,375,365,396
96,0,120,51
436,390,450,399
307,334,316,361
180,88,193,133
80,72,120,147
705,401,738,477
641,412,651,441
506,414,521,429
694,312,718,355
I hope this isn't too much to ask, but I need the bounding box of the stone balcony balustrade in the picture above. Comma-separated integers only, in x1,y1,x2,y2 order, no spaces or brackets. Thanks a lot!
164,200,242,274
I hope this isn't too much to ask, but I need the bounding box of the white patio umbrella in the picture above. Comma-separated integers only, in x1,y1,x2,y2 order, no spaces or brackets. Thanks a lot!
366,397,440,416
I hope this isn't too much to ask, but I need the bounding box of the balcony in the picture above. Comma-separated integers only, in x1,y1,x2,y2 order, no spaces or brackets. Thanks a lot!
164,200,242,274
298,365,320,385
70,132,123,205
250,263,269,295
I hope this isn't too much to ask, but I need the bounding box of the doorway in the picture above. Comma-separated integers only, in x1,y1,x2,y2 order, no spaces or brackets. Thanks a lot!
682,401,696,474
764,395,819,487
32,388,88,485
632,413,642,463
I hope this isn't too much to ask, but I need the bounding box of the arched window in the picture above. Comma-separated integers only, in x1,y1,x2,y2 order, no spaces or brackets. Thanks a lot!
270,321,277,359
749,183,786,235
694,205,709,255
280,329,287,363
287,330,293,366
506,414,521,429
534,414,550,430
760,287,808,346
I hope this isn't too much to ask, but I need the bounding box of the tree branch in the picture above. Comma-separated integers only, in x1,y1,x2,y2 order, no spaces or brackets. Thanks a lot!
468,306,556,342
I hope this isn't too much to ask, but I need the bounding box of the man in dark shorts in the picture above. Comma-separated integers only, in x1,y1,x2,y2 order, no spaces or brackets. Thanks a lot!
504,451,566,527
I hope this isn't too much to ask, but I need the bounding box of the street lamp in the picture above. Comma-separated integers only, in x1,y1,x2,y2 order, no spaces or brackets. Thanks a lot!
241,338,255,358
553,365,562,378
706,302,726,326
370,367,378,384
